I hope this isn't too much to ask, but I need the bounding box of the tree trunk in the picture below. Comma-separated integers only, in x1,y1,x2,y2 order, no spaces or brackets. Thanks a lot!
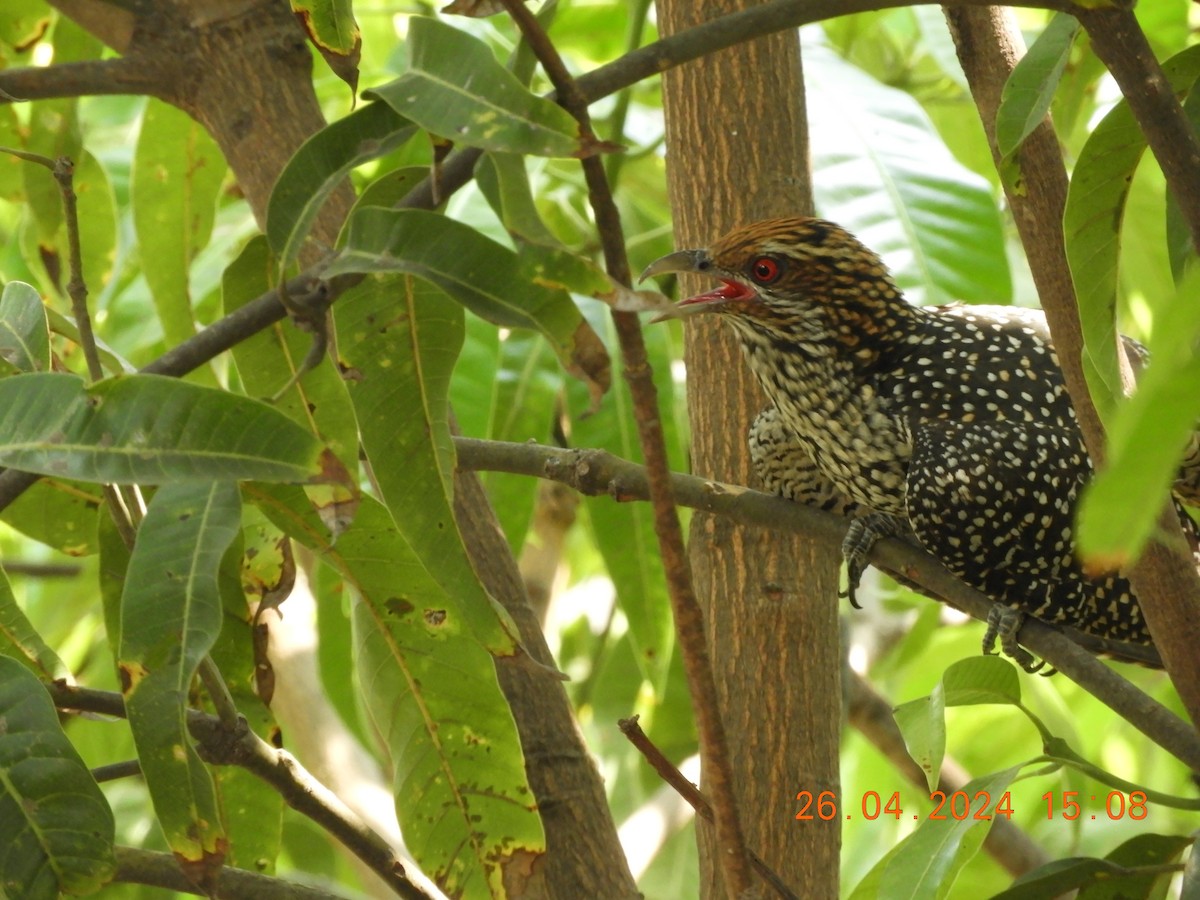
54,2,639,894
656,6,842,896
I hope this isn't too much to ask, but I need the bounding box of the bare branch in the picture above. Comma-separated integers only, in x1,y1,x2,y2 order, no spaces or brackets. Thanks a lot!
114,845,348,899
453,436,1200,771
0,58,157,103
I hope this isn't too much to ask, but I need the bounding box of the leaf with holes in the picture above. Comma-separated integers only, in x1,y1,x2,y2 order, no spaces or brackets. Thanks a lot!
249,484,544,897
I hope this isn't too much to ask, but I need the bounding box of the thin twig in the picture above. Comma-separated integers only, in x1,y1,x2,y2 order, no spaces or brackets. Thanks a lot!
499,1,756,894
91,759,142,783
618,716,799,900
453,435,1200,771
198,655,241,730
49,682,433,900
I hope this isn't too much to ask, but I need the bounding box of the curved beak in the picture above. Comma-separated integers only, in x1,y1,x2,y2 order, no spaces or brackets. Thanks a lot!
640,248,755,322
638,249,709,283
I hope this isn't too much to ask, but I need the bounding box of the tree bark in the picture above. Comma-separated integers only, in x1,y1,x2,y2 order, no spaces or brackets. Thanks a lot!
656,5,842,896
53,2,640,894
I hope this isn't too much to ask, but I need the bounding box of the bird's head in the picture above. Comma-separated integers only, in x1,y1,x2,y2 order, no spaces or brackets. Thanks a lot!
640,217,911,351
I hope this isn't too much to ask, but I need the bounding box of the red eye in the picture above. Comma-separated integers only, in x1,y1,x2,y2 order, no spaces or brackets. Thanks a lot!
750,257,781,284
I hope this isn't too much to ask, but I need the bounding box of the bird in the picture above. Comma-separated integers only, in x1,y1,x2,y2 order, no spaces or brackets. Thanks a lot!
641,216,1200,670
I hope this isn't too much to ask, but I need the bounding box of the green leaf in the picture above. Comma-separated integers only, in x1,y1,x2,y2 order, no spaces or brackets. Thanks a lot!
249,485,545,896
450,319,561,548
118,481,240,870
0,656,116,897
291,0,361,93
367,16,586,158
879,767,1020,900
327,207,610,396
265,102,417,270
1064,43,1200,418
1,478,100,556
805,40,1011,306
995,13,1079,160
941,655,1022,707
995,834,1191,899
210,534,283,874
893,687,945,793
223,235,359,468
0,280,49,372
567,309,677,690
0,372,338,485
0,565,69,680
1077,264,1200,565
335,273,520,654
132,99,227,347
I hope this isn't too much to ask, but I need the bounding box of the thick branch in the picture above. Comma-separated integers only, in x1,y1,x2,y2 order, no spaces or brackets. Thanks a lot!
0,58,157,103
453,436,1200,771
114,846,345,899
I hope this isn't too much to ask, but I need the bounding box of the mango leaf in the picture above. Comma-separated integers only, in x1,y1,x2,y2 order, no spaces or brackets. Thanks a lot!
0,477,99,556
995,834,1192,899
223,236,359,469
805,40,1010,307
0,565,68,680
1063,44,1200,419
0,280,49,373
893,686,945,793
249,484,544,897
475,151,559,246
879,767,1020,900
326,207,610,397
941,655,1022,707
0,656,116,898
132,99,226,347
335,273,519,655
0,372,341,485
566,308,677,690
291,0,361,93
1077,265,1200,566
449,316,560,549
265,102,417,270
209,535,283,873
367,16,587,158
118,481,240,878
995,13,1079,160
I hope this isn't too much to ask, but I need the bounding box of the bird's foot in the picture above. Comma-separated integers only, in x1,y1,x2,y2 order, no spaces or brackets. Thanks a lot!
983,606,1054,675
840,514,905,610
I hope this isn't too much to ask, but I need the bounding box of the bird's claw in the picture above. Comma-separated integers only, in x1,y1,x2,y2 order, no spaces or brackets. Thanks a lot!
983,606,1055,675
840,514,905,610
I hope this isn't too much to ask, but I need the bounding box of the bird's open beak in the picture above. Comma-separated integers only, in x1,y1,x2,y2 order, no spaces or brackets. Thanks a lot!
639,249,755,322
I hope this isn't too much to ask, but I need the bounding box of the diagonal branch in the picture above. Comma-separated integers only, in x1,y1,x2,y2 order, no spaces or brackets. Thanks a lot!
453,436,1200,771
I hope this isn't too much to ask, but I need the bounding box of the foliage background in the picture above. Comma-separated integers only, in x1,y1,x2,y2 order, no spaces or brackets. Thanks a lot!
0,0,1197,897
